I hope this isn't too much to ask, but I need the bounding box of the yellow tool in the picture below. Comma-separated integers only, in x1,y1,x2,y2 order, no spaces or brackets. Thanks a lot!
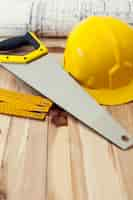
0,32,52,119
0,32,48,63
64,16,133,105
0,88,52,119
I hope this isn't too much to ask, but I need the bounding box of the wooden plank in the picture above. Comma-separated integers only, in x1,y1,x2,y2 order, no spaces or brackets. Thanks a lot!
0,67,18,200
0,62,49,200
4,118,48,200
108,105,133,200
47,117,73,200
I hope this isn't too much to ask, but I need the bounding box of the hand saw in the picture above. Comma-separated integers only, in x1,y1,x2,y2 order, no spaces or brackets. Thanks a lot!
0,32,133,150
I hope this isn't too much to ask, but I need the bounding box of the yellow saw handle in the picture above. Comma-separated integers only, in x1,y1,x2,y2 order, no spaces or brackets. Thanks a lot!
0,32,48,63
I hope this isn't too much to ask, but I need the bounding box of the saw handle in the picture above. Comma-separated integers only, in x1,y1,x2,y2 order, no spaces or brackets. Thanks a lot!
0,32,48,63
0,32,40,51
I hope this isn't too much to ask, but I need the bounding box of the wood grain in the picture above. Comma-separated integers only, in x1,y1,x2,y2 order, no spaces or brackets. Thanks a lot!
0,63,48,200
0,38,133,200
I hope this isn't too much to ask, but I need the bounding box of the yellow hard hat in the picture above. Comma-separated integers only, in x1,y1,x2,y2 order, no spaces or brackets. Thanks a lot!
64,16,133,105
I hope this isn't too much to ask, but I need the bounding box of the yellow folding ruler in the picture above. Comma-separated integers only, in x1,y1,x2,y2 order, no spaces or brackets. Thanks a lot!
0,88,52,119
0,32,53,119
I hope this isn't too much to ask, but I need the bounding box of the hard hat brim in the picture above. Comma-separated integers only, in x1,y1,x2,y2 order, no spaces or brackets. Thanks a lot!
84,81,133,105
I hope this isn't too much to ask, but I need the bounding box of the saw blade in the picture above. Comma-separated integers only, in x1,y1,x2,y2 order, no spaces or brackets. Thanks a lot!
2,54,133,149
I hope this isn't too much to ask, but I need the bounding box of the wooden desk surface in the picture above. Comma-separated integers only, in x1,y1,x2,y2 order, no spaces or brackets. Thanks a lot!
0,38,133,200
